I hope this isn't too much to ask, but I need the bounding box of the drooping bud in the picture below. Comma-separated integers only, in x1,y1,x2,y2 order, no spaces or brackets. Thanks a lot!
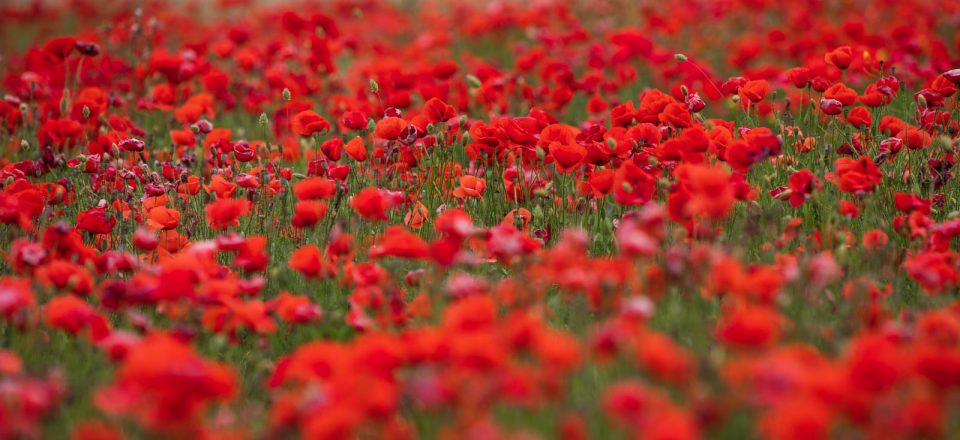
466,74,482,89
674,53,688,62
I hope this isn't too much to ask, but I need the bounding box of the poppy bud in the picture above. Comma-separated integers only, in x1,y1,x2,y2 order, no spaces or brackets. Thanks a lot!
944,69,960,85
119,138,145,152
258,112,269,126
369,79,379,94
82,105,90,118
674,53,688,62
74,40,100,56
282,88,291,101
820,98,843,116
466,74,482,89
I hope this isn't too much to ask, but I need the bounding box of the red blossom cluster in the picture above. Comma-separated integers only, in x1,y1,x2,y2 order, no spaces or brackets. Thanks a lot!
1,0,960,438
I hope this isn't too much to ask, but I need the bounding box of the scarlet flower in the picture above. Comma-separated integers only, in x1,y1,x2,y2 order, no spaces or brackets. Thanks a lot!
178,176,202,197
373,226,429,259
760,397,833,440
270,292,321,324
41,36,77,62
293,177,336,200
785,169,822,207
76,207,116,235
340,111,369,131
132,229,158,251
613,161,656,206
0,277,34,319
204,198,251,230
45,295,109,339
904,251,960,294
205,174,237,199
350,187,390,220
658,102,692,128
715,305,783,349
404,202,429,229
824,46,853,70
739,79,770,103
292,110,330,136
894,193,931,215
897,126,931,150
675,163,736,220
846,106,873,129
784,67,811,88
423,97,456,124
588,168,615,196
453,175,486,199
94,333,236,430
823,83,858,106
826,157,882,194
839,200,860,218
289,245,334,279
548,141,587,173
344,136,368,162
146,206,180,231
374,117,408,140
291,200,328,228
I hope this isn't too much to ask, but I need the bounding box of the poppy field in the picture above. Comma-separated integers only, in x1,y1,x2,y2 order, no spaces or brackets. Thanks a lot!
4,0,960,438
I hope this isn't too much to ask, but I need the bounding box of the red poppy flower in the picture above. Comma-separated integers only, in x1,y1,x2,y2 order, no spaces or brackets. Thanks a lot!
824,46,853,70
350,187,390,220
292,110,331,136
204,198,252,230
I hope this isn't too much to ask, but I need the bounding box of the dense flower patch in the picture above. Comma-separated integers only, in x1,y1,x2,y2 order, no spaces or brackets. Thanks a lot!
2,0,960,438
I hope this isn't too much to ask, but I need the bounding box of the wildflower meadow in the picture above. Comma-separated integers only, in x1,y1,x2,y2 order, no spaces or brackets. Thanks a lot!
2,0,960,439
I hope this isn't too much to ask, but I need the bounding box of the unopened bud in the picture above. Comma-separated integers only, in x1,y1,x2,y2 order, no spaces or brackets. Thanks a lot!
258,112,269,126
674,53,688,62
680,85,689,97
369,79,379,94
282,88,292,101
466,74,482,89
82,105,91,118
918,94,928,108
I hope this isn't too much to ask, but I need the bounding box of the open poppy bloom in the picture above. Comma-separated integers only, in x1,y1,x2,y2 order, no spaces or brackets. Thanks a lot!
292,110,330,136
